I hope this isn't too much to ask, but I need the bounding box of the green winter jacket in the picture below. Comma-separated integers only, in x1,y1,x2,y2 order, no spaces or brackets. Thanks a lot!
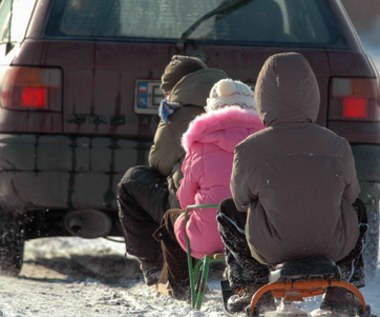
149,68,227,206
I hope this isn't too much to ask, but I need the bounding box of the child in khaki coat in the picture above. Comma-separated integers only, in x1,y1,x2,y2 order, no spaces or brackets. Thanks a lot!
218,52,367,314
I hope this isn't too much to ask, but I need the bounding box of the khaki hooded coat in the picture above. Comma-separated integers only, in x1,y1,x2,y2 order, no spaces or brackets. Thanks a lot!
231,52,360,265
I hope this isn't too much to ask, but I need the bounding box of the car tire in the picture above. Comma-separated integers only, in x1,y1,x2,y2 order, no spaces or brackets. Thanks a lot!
360,183,380,282
0,211,25,276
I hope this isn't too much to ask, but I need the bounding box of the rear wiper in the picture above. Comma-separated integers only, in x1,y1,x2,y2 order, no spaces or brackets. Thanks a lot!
176,0,252,50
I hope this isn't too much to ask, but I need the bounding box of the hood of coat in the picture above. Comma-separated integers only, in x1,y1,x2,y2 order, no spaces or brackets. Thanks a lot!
169,68,227,107
181,107,264,153
255,52,320,127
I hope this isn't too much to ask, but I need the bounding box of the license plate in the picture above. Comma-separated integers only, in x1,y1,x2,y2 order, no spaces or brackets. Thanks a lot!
134,80,164,114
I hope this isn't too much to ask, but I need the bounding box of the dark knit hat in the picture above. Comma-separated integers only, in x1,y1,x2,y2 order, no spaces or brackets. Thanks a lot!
160,55,207,92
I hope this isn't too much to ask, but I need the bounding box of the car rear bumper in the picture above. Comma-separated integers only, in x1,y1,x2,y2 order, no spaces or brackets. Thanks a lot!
0,134,151,215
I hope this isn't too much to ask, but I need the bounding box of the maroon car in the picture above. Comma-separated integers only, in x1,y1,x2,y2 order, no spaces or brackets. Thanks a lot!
0,0,379,278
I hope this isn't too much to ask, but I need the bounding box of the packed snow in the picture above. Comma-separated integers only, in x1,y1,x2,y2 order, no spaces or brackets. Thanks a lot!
0,222,378,317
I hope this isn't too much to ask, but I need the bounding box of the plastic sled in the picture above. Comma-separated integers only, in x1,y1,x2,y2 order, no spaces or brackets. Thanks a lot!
244,257,374,317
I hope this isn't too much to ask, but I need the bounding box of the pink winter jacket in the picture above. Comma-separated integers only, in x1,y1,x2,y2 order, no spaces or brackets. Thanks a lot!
174,107,264,259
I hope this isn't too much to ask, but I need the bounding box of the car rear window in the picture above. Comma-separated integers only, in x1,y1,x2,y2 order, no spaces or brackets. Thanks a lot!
44,0,347,49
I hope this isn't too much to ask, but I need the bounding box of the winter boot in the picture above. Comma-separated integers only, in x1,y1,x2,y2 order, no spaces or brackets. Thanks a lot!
154,278,189,300
140,260,162,286
170,280,189,301
320,287,359,317
153,261,189,301
227,285,276,313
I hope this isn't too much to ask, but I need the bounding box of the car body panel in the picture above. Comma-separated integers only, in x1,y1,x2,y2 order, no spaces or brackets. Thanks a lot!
0,133,150,216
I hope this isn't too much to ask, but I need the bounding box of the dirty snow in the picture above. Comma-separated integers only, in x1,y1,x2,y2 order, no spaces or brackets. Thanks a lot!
0,225,378,317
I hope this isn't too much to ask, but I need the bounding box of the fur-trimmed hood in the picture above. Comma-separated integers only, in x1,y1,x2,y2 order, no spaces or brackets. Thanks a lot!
181,107,264,153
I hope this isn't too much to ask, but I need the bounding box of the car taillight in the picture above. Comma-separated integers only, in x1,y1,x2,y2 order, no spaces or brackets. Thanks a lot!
0,66,62,111
329,78,380,121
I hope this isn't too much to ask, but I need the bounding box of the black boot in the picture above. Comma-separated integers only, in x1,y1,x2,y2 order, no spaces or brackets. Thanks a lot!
227,285,276,313
320,287,358,317
140,260,162,286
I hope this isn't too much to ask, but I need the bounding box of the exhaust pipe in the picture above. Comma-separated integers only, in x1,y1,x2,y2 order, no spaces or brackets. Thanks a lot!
64,209,112,239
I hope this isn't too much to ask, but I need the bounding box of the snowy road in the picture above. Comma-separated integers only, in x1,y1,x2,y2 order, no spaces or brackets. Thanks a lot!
0,237,226,317
0,232,378,317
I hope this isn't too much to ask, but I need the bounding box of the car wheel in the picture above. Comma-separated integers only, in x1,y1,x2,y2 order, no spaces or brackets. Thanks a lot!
0,211,25,276
360,182,380,282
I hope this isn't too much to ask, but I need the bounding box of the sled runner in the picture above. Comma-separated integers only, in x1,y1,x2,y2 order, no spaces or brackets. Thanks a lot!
221,257,375,317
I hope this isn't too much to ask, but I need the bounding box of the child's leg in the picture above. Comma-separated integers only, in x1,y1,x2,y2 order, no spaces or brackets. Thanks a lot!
117,165,169,263
154,208,189,299
216,198,269,288
217,198,275,313
337,199,368,288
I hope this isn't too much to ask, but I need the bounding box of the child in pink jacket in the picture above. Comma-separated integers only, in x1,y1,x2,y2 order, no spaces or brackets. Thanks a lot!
153,79,265,299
